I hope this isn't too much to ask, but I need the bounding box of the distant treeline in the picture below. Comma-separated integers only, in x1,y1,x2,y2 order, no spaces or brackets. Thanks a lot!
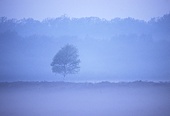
0,13,170,40
0,13,170,50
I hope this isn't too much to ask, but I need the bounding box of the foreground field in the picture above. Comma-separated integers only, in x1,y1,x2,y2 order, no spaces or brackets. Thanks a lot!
0,81,170,116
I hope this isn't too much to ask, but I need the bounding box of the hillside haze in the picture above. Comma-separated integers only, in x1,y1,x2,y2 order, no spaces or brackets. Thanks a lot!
0,14,170,81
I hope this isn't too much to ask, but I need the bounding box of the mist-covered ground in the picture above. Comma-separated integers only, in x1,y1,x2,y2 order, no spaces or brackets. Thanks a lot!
0,81,170,116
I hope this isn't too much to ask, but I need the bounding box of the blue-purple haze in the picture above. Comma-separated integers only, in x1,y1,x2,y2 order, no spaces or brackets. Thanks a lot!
0,1,170,115
0,0,170,82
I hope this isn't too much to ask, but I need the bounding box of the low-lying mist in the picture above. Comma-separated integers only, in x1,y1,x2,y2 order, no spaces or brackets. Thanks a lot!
0,14,170,81
0,82,170,116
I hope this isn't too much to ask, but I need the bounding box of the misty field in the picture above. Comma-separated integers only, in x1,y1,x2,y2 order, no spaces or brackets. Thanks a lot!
0,82,170,116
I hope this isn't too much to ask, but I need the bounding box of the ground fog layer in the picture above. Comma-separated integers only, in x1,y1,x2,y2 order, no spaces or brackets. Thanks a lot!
0,82,170,116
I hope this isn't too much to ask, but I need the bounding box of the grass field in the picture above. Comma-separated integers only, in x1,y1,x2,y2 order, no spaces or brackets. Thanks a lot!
0,81,170,116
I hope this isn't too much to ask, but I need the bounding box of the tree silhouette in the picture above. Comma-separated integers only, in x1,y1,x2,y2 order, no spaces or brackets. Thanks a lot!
51,44,80,77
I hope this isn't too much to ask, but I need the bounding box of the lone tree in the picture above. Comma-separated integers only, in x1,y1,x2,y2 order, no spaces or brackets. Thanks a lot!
51,44,80,77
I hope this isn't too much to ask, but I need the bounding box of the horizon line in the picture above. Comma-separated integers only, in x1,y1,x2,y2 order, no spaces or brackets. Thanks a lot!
1,13,170,22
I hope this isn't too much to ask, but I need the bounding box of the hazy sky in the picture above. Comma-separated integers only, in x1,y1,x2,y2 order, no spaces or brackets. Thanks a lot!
0,0,170,21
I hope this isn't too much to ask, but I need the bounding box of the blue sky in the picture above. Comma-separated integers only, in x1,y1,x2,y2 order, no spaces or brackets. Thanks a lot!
0,0,170,21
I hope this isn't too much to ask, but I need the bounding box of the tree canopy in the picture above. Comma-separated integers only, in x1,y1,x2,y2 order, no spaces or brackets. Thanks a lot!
51,44,80,77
